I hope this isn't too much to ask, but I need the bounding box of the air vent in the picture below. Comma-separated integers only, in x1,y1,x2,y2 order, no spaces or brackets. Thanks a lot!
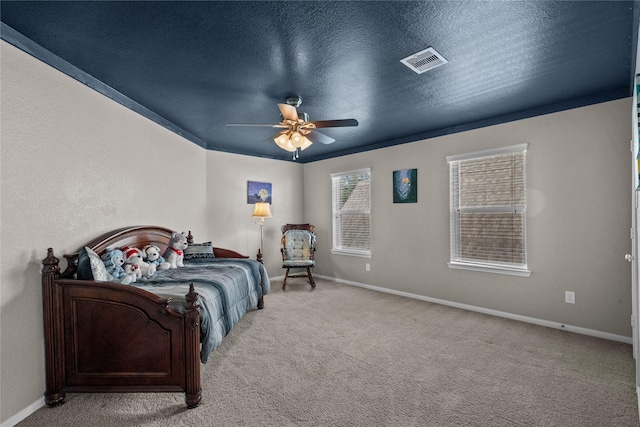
400,47,448,74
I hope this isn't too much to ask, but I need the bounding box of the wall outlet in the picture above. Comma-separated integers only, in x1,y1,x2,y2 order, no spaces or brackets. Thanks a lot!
565,291,576,304
365,263,370,272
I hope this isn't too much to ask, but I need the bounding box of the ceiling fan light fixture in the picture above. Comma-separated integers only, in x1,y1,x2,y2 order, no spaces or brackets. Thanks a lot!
300,136,313,151
274,132,296,152
290,131,303,146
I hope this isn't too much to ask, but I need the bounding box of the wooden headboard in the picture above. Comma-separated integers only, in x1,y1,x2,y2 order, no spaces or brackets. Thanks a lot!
60,226,248,279
83,225,175,254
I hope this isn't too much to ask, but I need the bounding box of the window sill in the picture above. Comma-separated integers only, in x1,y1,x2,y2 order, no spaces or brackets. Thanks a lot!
331,248,371,258
448,261,531,277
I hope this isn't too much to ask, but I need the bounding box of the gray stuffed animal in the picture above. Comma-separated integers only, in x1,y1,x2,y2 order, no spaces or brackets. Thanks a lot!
163,231,188,269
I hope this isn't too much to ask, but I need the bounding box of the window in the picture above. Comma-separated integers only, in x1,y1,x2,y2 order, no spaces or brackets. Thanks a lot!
447,144,530,276
331,168,371,257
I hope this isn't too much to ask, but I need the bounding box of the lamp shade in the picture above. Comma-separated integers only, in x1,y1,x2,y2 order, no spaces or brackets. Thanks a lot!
274,132,296,152
299,135,313,151
252,202,272,218
290,131,303,147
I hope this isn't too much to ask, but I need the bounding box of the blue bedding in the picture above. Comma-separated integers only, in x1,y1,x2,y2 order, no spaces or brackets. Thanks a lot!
132,258,269,363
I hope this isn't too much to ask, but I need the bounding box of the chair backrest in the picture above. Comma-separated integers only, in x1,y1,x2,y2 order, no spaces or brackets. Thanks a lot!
281,224,316,261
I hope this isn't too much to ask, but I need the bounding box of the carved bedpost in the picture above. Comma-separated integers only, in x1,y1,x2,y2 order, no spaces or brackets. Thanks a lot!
186,231,194,245
60,253,79,279
42,248,66,406
252,246,264,308
184,283,202,408
257,293,265,310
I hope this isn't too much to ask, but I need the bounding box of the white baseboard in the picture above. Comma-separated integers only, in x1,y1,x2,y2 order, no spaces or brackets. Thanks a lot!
1,397,45,427
315,274,633,344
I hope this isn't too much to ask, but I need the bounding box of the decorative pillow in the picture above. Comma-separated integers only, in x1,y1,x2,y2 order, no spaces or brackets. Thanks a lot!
80,246,114,281
184,241,215,260
77,247,93,280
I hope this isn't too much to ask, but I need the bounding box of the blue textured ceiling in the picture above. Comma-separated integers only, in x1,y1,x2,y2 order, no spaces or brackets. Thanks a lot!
1,1,637,162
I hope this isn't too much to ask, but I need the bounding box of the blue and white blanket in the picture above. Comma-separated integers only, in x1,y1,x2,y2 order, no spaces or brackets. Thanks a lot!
133,258,269,363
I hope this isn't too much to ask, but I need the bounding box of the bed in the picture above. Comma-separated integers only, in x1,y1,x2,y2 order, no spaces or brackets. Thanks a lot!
41,226,269,408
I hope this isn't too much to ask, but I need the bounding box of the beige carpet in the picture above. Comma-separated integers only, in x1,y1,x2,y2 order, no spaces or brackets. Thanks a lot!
18,278,639,426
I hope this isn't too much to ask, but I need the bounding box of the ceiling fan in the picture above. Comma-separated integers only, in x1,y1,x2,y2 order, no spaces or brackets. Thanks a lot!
226,96,358,159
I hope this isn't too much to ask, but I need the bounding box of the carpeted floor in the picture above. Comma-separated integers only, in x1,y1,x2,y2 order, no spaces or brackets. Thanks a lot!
18,278,639,426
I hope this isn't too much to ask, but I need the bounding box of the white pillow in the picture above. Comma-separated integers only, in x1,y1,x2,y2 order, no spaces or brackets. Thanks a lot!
85,246,114,281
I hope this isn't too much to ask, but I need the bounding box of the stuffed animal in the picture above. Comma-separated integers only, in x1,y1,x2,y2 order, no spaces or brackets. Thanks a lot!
164,231,188,269
121,246,153,280
143,244,171,270
121,247,142,282
100,248,132,285
124,246,157,278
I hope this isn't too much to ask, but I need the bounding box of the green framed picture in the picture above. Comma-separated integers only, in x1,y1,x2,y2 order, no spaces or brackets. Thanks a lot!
393,169,417,203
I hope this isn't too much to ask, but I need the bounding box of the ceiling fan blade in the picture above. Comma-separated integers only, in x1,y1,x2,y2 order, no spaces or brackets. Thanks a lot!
278,103,299,121
307,129,335,145
311,119,358,128
226,123,287,128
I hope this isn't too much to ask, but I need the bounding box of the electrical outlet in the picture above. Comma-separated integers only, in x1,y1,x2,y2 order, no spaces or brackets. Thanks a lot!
565,291,575,304
365,263,370,272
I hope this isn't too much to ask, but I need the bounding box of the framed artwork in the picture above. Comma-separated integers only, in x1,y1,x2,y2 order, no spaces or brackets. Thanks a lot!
393,169,417,203
247,181,272,204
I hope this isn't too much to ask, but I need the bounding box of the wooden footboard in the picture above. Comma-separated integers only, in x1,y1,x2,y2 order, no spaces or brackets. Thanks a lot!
42,249,202,408
41,226,260,408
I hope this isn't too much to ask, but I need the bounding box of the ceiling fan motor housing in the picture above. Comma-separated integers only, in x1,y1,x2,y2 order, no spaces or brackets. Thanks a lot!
279,111,309,123
285,95,303,107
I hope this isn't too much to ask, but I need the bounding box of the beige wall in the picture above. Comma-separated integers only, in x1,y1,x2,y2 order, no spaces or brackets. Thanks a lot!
0,39,634,424
205,150,303,276
0,41,300,424
0,40,209,423
305,97,632,338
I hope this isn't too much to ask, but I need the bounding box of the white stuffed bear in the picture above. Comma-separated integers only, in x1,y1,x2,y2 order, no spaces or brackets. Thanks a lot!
143,244,171,271
163,231,188,269
122,254,140,283
122,246,155,279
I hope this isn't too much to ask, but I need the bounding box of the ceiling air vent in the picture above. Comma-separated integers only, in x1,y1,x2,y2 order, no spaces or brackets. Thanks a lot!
400,47,448,74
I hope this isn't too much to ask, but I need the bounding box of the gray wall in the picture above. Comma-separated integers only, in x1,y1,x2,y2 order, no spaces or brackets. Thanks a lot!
304,98,632,338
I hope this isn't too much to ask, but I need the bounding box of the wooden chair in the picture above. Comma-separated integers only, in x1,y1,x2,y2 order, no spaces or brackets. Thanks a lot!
281,224,316,289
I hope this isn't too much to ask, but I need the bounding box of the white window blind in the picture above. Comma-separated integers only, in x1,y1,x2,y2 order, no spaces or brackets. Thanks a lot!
447,144,529,276
331,169,371,257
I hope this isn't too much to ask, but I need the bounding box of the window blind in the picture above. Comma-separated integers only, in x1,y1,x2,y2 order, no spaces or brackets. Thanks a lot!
448,144,528,274
331,169,371,256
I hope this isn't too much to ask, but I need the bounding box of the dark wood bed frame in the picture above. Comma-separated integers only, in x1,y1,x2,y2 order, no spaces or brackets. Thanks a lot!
41,226,262,409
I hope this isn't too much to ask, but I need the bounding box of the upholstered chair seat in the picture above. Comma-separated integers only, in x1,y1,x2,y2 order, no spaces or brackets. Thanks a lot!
281,224,316,289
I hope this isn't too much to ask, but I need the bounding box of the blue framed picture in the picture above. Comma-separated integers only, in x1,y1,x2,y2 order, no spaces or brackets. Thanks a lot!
247,181,272,204
393,169,417,203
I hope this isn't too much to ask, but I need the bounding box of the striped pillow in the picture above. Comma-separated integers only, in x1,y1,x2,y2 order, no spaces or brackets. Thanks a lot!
184,241,215,260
